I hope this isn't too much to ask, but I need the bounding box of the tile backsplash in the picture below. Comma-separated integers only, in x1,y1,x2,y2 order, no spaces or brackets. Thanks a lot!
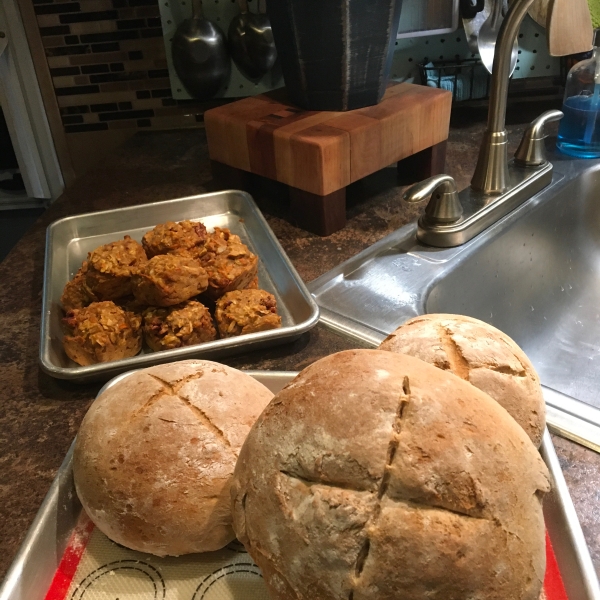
34,0,218,135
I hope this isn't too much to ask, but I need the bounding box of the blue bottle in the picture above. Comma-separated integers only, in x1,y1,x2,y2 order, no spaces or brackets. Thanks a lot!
557,34,600,159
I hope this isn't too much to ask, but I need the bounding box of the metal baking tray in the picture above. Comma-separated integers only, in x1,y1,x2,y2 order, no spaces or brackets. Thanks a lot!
39,191,319,382
1,370,599,600
0,371,289,600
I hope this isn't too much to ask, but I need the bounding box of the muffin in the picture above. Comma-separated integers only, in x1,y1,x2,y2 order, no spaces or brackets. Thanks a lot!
201,228,259,301
114,294,148,315
60,261,97,312
85,236,148,300
142,220,208,258
215,289,281,338
143,300,217,351
132,254,208,307
62,301,142,366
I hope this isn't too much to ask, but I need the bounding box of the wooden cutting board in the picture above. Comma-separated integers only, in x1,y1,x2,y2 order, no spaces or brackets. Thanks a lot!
204,83,452,197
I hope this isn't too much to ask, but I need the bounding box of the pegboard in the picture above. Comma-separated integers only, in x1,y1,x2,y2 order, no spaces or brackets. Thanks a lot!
390,14,561,83
158,1,561,100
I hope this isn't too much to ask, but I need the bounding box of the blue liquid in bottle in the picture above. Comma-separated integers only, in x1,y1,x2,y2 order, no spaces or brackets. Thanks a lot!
557,91,600,158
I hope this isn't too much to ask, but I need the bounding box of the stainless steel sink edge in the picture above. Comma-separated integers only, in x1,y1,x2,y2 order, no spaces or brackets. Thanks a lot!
317,306,386,347
308,168,568,342
544,387,600,454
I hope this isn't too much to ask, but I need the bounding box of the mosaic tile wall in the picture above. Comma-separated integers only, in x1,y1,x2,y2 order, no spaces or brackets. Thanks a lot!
33,0,215,134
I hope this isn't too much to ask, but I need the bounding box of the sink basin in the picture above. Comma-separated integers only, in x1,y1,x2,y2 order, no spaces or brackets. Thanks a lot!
427,161,600,411
308,151,600,452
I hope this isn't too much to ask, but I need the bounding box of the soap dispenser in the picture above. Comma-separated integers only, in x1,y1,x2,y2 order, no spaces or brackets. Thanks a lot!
557,31,600,158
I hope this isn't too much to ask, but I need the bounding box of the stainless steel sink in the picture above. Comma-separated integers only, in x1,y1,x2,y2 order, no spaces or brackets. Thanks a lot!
308,151,600,452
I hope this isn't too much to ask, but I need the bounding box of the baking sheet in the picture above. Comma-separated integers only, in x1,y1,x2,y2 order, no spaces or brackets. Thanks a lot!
39,191,319,382
1,371,598,600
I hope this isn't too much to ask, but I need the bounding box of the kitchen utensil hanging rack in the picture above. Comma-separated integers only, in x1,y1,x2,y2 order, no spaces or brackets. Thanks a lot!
159,0,561,100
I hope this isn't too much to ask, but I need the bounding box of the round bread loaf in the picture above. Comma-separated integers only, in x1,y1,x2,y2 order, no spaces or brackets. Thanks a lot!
73,359,273,556
379,314,546,447
231,349,551,600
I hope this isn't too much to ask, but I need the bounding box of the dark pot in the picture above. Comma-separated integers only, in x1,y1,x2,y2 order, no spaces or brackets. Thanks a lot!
265,0,403,111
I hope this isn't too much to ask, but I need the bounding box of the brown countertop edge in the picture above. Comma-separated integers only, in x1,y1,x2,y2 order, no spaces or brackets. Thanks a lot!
0,99,598,584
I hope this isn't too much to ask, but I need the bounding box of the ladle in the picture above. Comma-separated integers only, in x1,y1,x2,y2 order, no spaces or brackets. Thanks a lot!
171,0,230,99
228,0,277,80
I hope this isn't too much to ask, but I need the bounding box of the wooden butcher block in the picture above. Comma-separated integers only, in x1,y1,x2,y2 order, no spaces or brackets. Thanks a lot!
205,83,452,236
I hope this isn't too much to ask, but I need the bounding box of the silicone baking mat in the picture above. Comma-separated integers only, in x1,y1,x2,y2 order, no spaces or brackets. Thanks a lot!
43,512,568,600
44,513,268,600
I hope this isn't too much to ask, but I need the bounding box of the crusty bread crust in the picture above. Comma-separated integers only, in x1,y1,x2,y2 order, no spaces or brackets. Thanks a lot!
380,314,546,447
231,349,551,600
73,359,273,556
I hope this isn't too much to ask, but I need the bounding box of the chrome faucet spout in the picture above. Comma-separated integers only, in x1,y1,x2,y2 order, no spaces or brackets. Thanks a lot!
402,0,560,248
471,0,537,194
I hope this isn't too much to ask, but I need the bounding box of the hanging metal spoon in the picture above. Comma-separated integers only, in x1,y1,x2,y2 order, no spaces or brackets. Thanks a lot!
477,0,519,75
228,0,277,80
171,0,230,99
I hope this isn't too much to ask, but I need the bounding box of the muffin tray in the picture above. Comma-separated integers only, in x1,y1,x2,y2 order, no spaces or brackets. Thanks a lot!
39,191,319,382
1,371,599,600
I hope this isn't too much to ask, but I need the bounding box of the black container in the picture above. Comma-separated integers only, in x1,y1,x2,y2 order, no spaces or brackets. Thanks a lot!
266,0,404,111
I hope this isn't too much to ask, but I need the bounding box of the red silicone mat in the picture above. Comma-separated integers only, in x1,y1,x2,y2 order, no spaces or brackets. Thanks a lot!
44,512,568,600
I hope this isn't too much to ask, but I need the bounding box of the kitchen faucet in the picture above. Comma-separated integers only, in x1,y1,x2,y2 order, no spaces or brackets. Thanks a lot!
403,0,563,248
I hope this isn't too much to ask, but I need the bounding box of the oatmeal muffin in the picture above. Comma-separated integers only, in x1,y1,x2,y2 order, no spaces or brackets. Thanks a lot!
63,301,142,366
114,294,148,315
85,236,148,301
201,228,259,301
61,261,98,312
215,289,281,338
143,300,217,351
142,220,208,258
132,254,208,307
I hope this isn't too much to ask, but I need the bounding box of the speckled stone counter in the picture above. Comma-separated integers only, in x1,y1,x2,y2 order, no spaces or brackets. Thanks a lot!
1,99,599,584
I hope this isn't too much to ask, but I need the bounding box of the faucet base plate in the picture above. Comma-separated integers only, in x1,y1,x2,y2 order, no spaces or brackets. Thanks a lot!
416,159,553,247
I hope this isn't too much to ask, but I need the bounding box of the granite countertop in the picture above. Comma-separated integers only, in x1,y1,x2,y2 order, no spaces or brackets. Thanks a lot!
1,99,599,585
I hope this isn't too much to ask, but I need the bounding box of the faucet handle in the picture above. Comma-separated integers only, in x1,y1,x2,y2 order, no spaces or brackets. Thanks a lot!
514,110,564,167
403,175,463,225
